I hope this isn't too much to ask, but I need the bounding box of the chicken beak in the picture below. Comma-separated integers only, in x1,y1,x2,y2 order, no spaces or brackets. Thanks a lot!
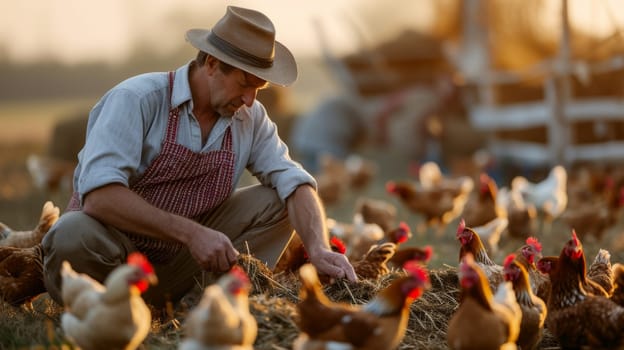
147,273,158,286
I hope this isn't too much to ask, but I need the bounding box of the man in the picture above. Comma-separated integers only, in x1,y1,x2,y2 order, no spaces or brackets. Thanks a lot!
42,6,356,307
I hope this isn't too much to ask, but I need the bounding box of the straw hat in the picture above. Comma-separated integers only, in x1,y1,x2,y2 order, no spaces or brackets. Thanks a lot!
186,6,297,86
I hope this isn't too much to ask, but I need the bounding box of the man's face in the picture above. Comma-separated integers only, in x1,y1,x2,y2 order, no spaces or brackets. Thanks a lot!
210,65,268,117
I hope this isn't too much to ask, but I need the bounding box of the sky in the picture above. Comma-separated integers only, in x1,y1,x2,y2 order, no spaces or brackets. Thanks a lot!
0,0,436,65
0,0,622,65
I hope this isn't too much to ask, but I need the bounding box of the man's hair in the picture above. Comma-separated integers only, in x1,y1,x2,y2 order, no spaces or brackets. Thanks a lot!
195,51,235,73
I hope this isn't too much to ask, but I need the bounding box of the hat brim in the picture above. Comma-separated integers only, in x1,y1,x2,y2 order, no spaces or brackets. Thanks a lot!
186,29,298,87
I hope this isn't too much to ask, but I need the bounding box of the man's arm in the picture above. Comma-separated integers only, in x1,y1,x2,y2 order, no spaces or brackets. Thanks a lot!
82,183,238,271
286,184,357,281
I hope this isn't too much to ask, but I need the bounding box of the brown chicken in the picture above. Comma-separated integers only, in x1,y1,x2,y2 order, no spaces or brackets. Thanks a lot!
610,263,624,307
61,252,158,350
560,200,616,242
352,242,397,280
496,186,537,239
447,253,522,350
355,197,398,234
0,243,46,307
386,180,468,232
388,245,433,270
274,234,347,275
0,201,59,248
456,219,504,289
344,154,378,190
513,237,550,303
294,261,430,350
417,160,475,199
587,248,614,296
314,153,351,206
503,253,547,350
180,266,257,350
461,173,504,228
536,230,624,349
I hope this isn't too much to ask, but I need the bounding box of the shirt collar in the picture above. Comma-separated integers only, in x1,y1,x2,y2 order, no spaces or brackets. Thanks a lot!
170,61,193,109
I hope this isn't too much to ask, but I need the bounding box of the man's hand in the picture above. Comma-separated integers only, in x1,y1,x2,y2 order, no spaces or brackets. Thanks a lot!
309,248,357,282
186,227,239,272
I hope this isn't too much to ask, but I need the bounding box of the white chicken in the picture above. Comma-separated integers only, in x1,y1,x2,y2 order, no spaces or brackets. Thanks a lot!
472,216,509,258
511,165,567,234
179,265,257,350
327,213,385,261
60,252,158,350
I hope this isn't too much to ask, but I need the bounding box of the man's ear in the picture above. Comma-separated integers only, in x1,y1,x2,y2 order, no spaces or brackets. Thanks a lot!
205,55,219,71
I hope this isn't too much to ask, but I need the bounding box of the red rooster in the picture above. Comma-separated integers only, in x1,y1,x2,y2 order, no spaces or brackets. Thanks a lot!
503,253,547,350
536,230,624,349
294,261,430,350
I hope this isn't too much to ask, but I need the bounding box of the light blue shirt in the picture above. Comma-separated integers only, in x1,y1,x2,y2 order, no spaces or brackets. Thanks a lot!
74,62,316,206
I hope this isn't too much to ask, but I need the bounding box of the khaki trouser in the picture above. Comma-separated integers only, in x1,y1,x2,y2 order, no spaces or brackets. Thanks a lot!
42,184,294,307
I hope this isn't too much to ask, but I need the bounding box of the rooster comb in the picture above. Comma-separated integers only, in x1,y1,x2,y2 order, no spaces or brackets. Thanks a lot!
229,265,250,285
399,221,410,232
571,229,581,247
456,218,466,235
385,181,396,193
403,260,429,283
422,246,433,262
526,237,542,252
330,236,347,254
127,252,153,274
503,253,516,269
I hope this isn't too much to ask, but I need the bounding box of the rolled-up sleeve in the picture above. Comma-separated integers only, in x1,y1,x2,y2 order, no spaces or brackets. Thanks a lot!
77,88,147,203
245,104,317,201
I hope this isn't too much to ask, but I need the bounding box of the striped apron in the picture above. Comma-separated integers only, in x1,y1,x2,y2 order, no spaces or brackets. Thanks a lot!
68,71,236,263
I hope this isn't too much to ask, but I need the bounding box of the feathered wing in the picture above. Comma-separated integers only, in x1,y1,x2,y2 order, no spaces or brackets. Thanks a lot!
61,261,105,317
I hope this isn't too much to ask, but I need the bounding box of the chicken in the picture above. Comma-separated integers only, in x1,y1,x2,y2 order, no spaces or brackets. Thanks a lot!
180,265,257,350
274,234,346,275
471,216,508,258
386,179,468,233
560,200,615,242
27,154,76,193
513,237,550,303
388,245,433,270
355,197,397,234
0,243,46,307
587,248,614,296
294,261,430,350
503,253,547,350
447,253,522,350
456,219,504,289
610,263,624,307
344,154,377,190
352,242,397,280
496,186,537,239
328,214,384,262
314,153,351,206
536,230,624,349
60,252,158,350
461,173,505,228
417,160,475,199
0,201,59,248
511,165,567,234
